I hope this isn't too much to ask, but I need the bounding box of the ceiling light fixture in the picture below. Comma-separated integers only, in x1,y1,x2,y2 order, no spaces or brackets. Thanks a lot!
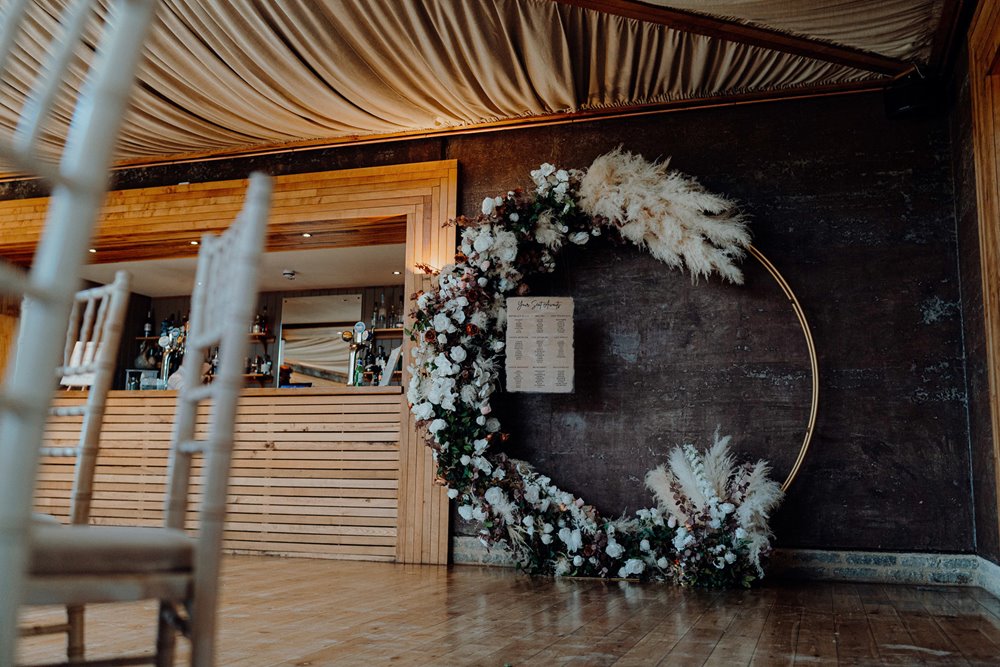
190,240,199,245
88,248,96,253
302,232,312,238
392,270,401,275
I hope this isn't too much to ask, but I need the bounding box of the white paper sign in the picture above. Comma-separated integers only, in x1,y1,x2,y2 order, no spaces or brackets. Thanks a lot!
505,297,574,393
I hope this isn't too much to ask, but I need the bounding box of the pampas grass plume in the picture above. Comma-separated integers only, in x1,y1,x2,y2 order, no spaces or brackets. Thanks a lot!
578,148,750,283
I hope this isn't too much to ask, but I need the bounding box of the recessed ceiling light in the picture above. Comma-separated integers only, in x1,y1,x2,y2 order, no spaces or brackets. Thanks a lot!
190,240,199,245
302,232,312,238
88,248,96,253
392,270,401,275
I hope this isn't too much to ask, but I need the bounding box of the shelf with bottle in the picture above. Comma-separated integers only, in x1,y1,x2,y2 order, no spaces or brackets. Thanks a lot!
371,327,403,338
242,372,273,387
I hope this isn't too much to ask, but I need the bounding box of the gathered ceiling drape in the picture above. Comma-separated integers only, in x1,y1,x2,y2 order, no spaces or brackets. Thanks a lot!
0,0,941,167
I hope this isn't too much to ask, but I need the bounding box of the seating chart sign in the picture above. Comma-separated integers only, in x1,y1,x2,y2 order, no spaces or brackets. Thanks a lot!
505,297,574,393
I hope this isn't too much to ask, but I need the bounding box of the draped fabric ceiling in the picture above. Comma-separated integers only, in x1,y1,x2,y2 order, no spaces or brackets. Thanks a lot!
0,0,953,168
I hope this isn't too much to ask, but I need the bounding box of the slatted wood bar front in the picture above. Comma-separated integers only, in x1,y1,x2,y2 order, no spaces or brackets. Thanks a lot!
33,388,403,561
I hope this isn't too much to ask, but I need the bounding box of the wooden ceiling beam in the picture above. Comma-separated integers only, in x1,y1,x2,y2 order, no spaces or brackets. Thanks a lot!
552,0,911,76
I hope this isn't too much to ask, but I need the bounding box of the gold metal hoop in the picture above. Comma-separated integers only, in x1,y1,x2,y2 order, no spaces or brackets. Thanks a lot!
747,245,819,492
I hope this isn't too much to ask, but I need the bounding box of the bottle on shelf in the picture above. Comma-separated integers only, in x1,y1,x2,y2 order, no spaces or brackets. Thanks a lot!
260,304,269,335
375,345,387,384
143,309,154,337
377,292,386,328
396,296,404,327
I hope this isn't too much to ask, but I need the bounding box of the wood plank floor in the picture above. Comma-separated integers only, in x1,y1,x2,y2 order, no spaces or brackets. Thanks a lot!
17,555,1000,666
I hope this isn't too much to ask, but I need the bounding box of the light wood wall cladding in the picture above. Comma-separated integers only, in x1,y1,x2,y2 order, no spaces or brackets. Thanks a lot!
970,3,1000,550
0,294,18,378
35,389,402,560
0,173,413,265
10,161,457,564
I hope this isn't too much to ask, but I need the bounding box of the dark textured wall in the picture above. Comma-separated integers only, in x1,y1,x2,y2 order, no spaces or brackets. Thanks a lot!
951,46,999,564
448,94,971,554
4,90,982,556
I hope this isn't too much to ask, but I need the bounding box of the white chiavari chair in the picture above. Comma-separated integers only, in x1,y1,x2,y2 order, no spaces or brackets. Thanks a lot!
18,270,131,662
0,1,157,664
24,173,272,667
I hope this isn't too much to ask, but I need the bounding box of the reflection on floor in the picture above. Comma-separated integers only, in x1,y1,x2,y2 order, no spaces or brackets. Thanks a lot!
17,555,1000,666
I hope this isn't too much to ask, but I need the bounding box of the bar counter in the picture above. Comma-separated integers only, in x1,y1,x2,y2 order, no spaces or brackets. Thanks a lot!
35,386,403,561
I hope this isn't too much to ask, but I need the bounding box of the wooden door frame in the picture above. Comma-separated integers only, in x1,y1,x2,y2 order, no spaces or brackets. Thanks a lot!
0,161,457,564
969,2,1000,551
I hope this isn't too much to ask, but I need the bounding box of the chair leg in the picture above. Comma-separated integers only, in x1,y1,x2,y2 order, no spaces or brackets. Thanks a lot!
66,604,85,663
155,601,176,667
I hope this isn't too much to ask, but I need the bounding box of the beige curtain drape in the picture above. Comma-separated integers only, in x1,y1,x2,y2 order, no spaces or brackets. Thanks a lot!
654,0,944,62
1,0,919,166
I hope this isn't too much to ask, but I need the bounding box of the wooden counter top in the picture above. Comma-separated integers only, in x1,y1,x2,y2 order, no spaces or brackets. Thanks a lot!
103,385,403,398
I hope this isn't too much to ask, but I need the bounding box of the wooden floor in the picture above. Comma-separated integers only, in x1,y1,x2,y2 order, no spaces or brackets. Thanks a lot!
17,555,1000,666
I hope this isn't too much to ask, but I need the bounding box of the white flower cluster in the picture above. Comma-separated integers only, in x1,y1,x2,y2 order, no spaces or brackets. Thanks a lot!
408,154,764,584
461,222,523,293
530,162,572,202
407,266,503,438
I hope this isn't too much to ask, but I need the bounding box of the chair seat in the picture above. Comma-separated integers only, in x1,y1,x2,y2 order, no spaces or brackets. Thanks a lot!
30,525,194,576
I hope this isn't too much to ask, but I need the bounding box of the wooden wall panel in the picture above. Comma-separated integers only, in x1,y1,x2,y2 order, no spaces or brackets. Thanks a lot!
4,161,457,565
969,1,1000,561
34,389,402,561
0,294,18,378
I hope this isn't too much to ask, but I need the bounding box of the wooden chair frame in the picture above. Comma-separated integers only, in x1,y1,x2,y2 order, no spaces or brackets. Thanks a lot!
23,173,272,667
18,271,131,662
0,1,157,664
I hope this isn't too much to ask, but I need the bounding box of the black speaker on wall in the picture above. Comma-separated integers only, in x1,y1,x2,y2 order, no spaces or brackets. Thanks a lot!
884,73,946,119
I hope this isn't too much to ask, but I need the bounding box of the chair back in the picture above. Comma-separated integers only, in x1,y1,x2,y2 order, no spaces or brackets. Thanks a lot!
41,271,131,525
163,172,272,665
0,0,157,662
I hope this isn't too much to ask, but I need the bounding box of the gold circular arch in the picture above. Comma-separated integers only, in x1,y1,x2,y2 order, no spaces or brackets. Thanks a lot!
747,244,819,492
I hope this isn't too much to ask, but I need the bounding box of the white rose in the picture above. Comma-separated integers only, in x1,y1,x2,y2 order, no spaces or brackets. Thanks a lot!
432,312,451,332
411,402,434,420
573,555,583,567
605,539,624,559
446,488,459,499
450,346,468,363
473,233,494,253
458,505,474,521
569,231,590,245
481,197,496,216
428,419,446,434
